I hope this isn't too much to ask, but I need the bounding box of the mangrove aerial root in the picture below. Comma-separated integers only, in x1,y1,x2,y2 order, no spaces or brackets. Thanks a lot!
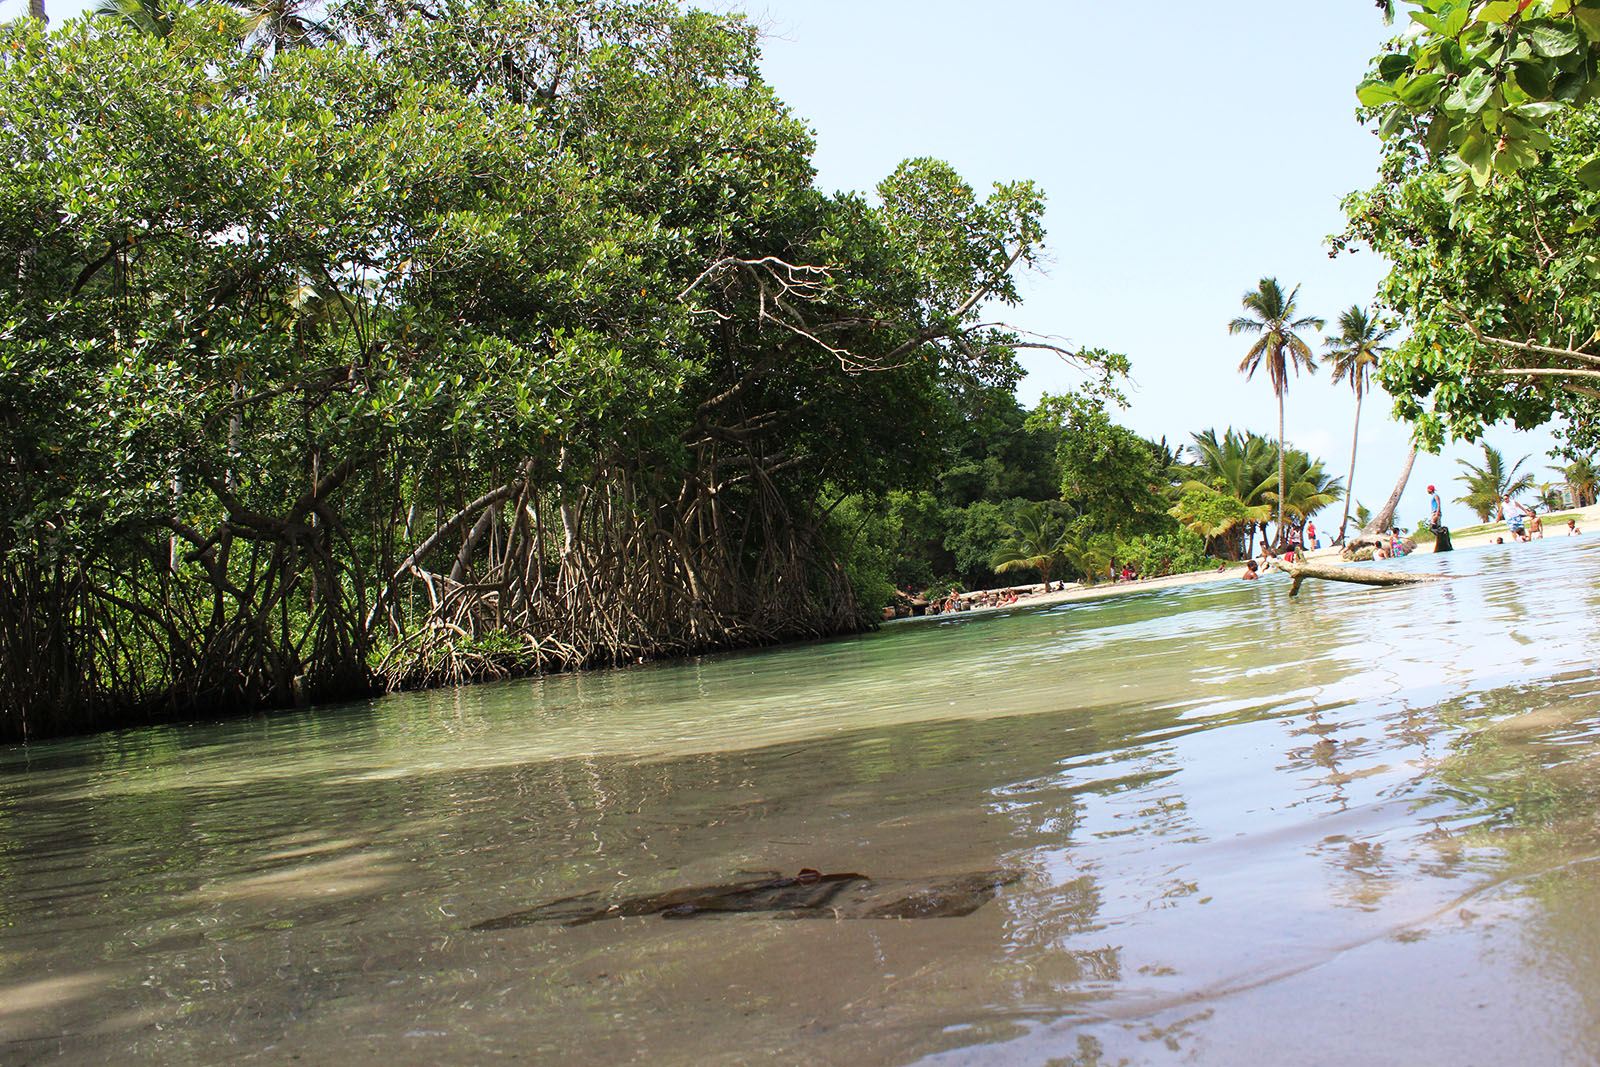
470,868,1024,928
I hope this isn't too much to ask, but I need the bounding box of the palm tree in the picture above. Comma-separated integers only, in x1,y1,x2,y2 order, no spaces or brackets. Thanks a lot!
1229,278,1324,548
1554,455,1598,508
27,0,45,22
1269,449,1345,535
1324,305,1393,544
991,503,1069,590
1455,443,1535,522
229,0,334,56
1187,427,1278,555
94,0,179,36
1058,530,1119,586
1169,485,1269,560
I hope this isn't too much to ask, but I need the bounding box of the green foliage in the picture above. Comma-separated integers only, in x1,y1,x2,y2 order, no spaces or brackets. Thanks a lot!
1117,529,1210,577
1357,0,1600,194
942,500,1012,588
991,501,1071,586
1029,392,1174,537
0,0,1103,739
1170,486,1258,538
1346,7,1600,451
1553,453,1599,504
935,384,1061,506
1455,442,1536,519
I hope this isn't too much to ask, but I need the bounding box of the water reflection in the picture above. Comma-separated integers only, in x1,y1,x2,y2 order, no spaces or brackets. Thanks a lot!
6,541,1600,1062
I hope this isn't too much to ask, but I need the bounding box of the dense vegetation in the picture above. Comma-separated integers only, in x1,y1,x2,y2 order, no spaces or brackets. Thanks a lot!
1345,0,1600,457
2,0,1145,741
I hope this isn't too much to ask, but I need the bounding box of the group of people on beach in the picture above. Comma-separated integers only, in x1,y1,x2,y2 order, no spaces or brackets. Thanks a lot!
923,588,1021,615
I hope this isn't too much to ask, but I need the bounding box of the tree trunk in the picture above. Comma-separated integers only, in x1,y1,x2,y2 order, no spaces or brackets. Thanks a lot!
1362,443,1417,536
1337,391,1363,544
28,0,45,22
1276,391,1287,549
1272,558,1444,596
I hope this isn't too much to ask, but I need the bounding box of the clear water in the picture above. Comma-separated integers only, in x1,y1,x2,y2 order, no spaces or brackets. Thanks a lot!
6,538,1600,1064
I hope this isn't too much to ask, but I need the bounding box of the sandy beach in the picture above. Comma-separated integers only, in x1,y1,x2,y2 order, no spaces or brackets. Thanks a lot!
933,498,1600,616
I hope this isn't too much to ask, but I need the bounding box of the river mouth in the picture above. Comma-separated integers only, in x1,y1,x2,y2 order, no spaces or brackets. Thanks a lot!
5,538,1600,1064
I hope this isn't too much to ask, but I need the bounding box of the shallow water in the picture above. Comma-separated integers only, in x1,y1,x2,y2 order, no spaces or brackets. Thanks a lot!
5,538,1600,1063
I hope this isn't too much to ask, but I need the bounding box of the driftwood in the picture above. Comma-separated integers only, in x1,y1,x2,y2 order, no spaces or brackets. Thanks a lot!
470,868,1022,928
1270,559,1446,596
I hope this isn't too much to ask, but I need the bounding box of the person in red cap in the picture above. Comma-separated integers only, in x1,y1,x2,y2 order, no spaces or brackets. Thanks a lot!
1428,485,1441,527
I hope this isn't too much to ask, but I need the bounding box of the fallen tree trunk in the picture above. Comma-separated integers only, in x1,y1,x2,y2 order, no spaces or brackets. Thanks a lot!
1270,559,1447,596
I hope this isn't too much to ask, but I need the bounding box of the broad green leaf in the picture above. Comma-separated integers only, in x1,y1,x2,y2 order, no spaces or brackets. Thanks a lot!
1475,0,1525,23
1552,67,1590,101
1426,113,1453,157
1357,79,1399,106
1575,156,1600,189
1446,68,1494,111
1378,52,1413,81
1496,138,1541,173
1512,60,1551,99
1530,23,1581,57
1460,131,1493,183
1397,72,1445,106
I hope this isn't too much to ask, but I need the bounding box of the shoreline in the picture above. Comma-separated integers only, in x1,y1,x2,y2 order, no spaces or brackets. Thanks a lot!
912,498,1600,620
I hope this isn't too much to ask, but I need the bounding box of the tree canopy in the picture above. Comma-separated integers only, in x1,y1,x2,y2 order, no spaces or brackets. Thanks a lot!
0,0,1124,740
1345,1,1600,456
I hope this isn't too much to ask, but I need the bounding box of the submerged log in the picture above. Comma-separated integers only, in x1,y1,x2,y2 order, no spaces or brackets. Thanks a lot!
470,868,1023,928
1270,559,1447,597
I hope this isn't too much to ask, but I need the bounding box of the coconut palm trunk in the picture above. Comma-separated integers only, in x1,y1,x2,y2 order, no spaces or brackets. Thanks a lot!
1337,389,1362,543
1324,306,1392,544
1362,444,1416,536
1276,392,1288,548
29,0,46,20
1229,278,1323,550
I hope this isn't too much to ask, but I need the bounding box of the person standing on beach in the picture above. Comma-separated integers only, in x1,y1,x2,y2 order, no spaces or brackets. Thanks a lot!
1428,485,1441,527
1508,497,1542,539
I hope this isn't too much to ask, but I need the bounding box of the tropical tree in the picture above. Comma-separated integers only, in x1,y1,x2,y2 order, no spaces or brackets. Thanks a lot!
1187,427,1278,555
28,0,45,22
0,1,1115,743
1554,455,1599,508
1353,443,1417,540
1058,527,1119,587
1324,304,1392,543
1168,486,1266,561
1455,444,1536,522
1269,450,1345,536
1229,278,1324,548
1030,392,1171,537
991,502,1070,590
93,0,180,36
1537,483,1567,512
228,0,333,56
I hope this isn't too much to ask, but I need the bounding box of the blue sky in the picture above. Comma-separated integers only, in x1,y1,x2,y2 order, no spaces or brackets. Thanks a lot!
742,0,1567,527
6,0,1571,527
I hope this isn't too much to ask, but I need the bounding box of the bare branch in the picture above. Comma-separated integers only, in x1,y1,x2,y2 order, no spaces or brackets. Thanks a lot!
1450,305,1600,367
